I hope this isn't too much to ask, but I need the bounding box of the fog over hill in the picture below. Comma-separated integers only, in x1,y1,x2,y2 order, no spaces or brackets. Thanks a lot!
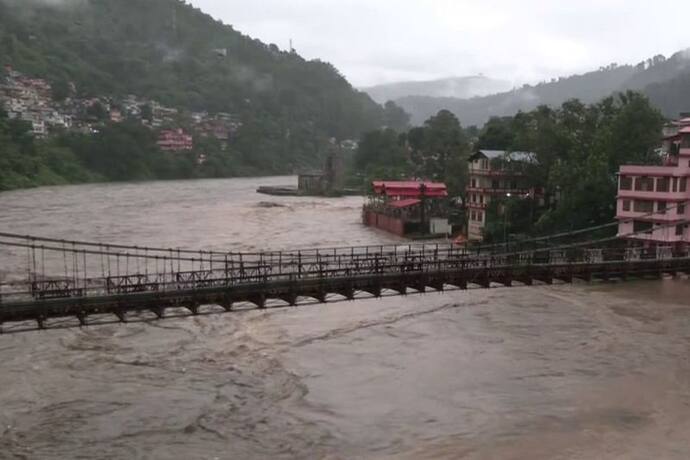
362,75,512,104
395,50,690,126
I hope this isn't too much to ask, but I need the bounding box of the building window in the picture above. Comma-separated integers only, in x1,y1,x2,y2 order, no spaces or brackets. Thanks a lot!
478,211,483,222
656,177,670,192
622,200,631,211
491,180,499,189
633,221,653,233
657,201,667,213
681,177,687,192
479,194,484,204
673,177,678,192
471,179,476,188
678,203,686,215
634,177,654,192
633,200,653,213
619,176,633,190
676,224,684,236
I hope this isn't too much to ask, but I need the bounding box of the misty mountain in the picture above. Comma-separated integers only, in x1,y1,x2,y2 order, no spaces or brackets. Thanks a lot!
397,51,690,126
362,75,512,104
0,0,384,147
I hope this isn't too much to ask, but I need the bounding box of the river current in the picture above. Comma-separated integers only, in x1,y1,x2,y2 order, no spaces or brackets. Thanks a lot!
0,177,689,459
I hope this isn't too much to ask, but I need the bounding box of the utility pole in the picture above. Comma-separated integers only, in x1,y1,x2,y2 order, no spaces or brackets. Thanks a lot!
504,193,511,251
171,6,177,37
420,182,427,235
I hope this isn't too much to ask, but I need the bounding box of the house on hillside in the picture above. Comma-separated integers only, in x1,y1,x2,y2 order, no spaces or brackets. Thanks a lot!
157,129,193,151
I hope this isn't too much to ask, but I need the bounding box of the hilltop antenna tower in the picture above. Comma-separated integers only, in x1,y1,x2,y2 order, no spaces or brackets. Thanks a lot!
289,39,295,53
171,6,178,36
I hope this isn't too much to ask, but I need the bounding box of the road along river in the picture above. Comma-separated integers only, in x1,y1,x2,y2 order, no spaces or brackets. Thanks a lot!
0,177,689,459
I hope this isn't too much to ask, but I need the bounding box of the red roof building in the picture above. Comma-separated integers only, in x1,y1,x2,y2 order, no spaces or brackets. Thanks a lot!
372,181,448,199
364,180,451,237
157,129,193,152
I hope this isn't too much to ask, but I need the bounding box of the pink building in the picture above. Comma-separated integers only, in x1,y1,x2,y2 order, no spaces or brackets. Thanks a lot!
616,119,690,247
157,129,193,151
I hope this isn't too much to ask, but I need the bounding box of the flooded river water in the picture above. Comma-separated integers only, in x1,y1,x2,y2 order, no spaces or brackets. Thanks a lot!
0,177,689,459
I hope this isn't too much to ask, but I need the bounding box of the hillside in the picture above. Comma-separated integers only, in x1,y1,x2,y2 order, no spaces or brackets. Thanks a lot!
0,0,385,171
362,75,511,104
397,51,690,126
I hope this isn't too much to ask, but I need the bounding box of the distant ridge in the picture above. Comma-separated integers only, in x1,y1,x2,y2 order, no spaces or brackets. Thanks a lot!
362,75,512,104
393,50,690,126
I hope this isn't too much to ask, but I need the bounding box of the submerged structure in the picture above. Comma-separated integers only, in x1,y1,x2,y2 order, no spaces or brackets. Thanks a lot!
616,117,690,248
257,144,356,196
362,180,452,237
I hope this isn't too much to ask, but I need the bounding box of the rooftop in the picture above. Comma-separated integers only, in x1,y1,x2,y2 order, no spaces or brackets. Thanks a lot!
469,150,536,162
372,181,448,198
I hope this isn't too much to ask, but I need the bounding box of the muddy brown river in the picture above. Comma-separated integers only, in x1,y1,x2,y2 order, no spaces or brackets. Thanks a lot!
0,177,689,459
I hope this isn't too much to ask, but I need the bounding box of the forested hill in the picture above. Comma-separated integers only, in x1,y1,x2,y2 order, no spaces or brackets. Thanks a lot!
0,0,385,160
397,51,690,126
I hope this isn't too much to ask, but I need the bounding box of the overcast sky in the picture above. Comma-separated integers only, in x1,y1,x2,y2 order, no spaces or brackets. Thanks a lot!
189,0,690,88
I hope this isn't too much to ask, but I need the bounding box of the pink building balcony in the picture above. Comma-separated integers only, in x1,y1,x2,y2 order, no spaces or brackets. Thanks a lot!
617,189,688,201
619,165,676,176
618,220,688,243
616,208,686,223
466,187,531,195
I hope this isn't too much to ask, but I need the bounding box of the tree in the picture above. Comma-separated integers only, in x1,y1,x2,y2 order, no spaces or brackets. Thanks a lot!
51,79,71,102
355,128,407,178
477,116,514,149
140,104,153,122
411,110,470,195
382,100,410,132
86,101,108,121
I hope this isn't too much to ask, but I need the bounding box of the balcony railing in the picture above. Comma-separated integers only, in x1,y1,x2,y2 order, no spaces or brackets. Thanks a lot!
467,187,531,195
616,209,686,222
468,168,525,177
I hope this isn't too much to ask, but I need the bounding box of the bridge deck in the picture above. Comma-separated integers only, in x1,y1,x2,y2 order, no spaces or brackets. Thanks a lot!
2,252,689,331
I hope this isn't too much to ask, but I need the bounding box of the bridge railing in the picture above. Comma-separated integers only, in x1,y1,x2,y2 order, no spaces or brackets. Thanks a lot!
1,243,688,305
1,216,689,306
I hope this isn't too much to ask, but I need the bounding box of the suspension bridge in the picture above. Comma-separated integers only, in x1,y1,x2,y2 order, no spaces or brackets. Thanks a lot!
0,211,689,333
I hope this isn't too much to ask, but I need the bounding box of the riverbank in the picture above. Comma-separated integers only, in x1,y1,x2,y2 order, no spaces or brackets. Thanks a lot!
0,169,288,194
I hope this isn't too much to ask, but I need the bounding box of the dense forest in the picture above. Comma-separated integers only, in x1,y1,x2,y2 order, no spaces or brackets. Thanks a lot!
0,0,394,186
395,52,690,126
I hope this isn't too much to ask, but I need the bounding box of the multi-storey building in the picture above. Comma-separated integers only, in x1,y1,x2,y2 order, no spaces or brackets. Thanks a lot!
616,120,690,247
157,128,193,151
466,150,535,241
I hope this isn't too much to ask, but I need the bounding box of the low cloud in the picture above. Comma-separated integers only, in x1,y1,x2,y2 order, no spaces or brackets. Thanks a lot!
190,0,690,87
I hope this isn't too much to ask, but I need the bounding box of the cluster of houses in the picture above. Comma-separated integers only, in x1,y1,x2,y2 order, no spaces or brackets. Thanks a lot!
0,65,242,155
0,65,72,136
